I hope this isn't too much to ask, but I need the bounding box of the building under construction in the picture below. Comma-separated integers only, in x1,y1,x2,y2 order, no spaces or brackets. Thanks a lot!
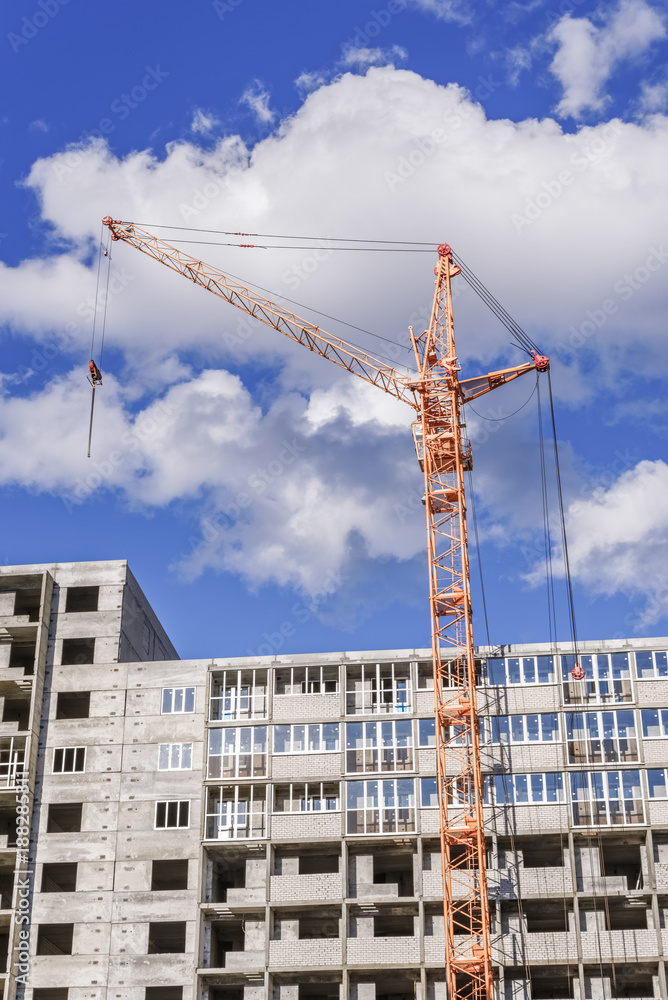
1,558,667,1000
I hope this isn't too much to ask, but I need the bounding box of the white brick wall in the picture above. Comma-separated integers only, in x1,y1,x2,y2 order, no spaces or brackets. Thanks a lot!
270,872,344,902
347,936,420,965
273,693,340,719
580,930,659,960
487,866,574,898
269,938,342,967
272,752,342,779
270,811,343,839
492,932,578,964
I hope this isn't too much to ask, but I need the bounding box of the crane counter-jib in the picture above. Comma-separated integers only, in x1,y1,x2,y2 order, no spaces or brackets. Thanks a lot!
101,216,549,1000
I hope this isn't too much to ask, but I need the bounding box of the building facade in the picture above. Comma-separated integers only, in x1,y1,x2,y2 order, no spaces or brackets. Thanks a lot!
0,561,667,1000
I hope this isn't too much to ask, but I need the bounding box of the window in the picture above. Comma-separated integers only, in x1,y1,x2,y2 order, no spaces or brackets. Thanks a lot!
274,782,340,813
346,778,416,834
205,785,267,840
56,692,90,720
647,769,668,798
14,588,41,621
61,638,95,665
346,720,413,773
562,653,632,704
209,668,267,720
0,737,25,788
65,586,99,613
484,714,560,744
418,719,436,747
642,709,668,738
275,664,339,695
151,860,188,891
570,770,643,826
489,773,565,806
9,638,36,672
635,650,668,679
417,662,434,690
346,662,411,715
33,991,69,1000
52,747,85,773
207,727,266,779
161,687,195,714
41,863,77,892
47,803,82,832
155,801,190,829
566,711,638,763
146,990,182,1000
147,922,186,954
36,924,73,955
421,777,439,808
486,655,556,686
273,723,339,754
158,743,193,770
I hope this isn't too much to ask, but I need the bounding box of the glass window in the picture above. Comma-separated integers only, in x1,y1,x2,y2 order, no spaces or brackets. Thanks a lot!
566,710,638,764
155,800,190,829
52,747,86,774
489,773,565,805
485,714,559,744
421,777,439,808
570,770,644,826
562,654,632,705
635,650,668,679
207,727,266,779
346,720,413,773
273,782,340,812
161,687,195,714
641,709,668,738
275,665,339,695
272,723,339,754
158,743,192,770
418,718,436,747
346,778,415,834
647,769,668,798
345,662,412,715
205,785,267,839
209,669,267,720
485,656,555,686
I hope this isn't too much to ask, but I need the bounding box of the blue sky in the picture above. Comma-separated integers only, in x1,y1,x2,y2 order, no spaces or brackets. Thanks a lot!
1,0,668,658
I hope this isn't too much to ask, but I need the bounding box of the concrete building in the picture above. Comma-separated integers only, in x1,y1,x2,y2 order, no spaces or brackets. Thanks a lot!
0,560,667,1000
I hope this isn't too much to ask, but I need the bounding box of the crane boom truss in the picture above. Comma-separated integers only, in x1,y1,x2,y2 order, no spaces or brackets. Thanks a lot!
102,217,547,1000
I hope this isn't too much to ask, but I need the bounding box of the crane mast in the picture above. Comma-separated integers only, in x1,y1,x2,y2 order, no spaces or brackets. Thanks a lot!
102,217,548,1000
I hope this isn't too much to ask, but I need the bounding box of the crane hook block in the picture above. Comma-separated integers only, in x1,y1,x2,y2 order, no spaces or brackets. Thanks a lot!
89,360,102,385
531,350,550,372
571,663,585,680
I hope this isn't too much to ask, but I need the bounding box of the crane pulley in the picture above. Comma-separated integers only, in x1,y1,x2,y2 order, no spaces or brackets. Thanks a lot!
102,215,549,1000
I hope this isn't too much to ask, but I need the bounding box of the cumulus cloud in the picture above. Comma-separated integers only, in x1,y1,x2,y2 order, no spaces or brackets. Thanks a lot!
1,66,668,612
638,80,668,113
403,0,471,25
548,0,666,118
191,109,221,135
548,461,668,628
240,81,275,123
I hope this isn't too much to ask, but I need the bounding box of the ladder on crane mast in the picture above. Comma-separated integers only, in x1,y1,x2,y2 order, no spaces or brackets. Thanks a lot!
101,217,550,1000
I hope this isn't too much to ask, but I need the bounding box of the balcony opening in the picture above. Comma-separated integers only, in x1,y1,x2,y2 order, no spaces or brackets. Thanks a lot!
56,691,91,720
584,965,658,999
33,992,69,1000
209,918,245,967
147,922,186,954
373,912,415,937
9,639,36,673
524,902,570,932
14,589,41,621
151,859,188,891
209,990,243,1000
520,968,574,1000
601,840,643,890
0,809,17,846
298,909,340,939
299,986,341,1000
42,862,78,892
299,853,339,875
65,586,99,613
61,637,95,665
3,696,30,730
373,851,414,897
580,901,648,931
351,975,418,1000
47,802,83,832
211,856,247,902
0,865,14,908
37,924,74,955
509,836,564,868
146,989,183,1000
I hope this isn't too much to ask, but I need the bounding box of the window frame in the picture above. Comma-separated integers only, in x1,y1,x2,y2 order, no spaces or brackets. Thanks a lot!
209,668,268,721
483,713,561,745
635,650,668,680
161,687,196,715
52,746,86,774
345,777,416,835
154,800,190,830
206,726,267,779
273,722,340,754
345,719,414,773
565,709,638,763
158,743,193,771
273,781,341,813
205,784,267,840
274,664,339,696
570,769,644,826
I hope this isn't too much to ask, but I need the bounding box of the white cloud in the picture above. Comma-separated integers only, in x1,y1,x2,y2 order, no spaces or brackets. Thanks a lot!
549,0,666,118
240,81,275,123
506,46,532,86
403,0,471,25
341,45,408,69
553,460,668,628
191,109,221,135
638,80,668,113
295,71,328,94
1,66,668,608
28,119,50,133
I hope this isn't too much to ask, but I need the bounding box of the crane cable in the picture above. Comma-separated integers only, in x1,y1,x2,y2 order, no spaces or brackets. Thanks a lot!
87,231,111,458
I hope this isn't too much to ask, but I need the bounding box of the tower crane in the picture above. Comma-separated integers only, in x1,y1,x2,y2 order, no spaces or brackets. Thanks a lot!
102,217,549,1000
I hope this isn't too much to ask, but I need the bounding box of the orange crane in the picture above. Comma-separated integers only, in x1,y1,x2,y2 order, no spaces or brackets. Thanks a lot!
102,217,549,1000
